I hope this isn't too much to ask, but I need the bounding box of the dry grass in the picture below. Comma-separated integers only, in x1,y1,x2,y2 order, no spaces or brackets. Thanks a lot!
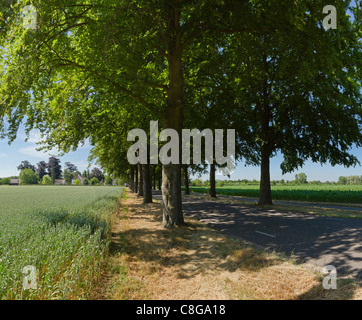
91,190,362,300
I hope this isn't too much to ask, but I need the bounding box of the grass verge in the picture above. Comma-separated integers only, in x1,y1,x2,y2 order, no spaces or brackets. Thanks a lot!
91,190,362,300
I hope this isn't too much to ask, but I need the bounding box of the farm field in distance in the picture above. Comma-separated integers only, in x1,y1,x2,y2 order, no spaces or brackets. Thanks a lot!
0,185,122,300
187,184,362,204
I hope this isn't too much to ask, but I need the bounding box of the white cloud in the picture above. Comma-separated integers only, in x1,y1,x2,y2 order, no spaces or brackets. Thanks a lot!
0,153,7,157
18,146,52,158
18,129,43,144
26,131,43,144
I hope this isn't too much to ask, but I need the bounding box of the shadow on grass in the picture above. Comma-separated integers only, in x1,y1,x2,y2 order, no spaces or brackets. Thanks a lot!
297,277,360,300
110,200,280,281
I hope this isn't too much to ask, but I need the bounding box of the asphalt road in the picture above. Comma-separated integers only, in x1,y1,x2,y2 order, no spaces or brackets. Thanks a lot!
153,191,362,279
190,192,362,212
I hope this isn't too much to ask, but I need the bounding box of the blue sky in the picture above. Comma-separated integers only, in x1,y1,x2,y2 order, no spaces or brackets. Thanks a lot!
0,125,361,181
0,126,94,178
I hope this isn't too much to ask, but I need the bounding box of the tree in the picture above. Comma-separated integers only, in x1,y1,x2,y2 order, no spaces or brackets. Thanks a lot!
295,173,308,185
47,157,62,183
82,178,89,186
64,162,78,173
337,176,348,185
0,177,10,185
347,175,361,185
36,161,48,181
104,176,113,185
224,1,362,204
63,169,75,185
17,160,35,172
90,167,104,183
192,179,203,187
19,169,39,185
41,175,53,185
90,177,99,186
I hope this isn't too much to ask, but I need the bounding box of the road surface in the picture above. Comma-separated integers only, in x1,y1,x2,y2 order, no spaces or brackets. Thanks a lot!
153,191,362,278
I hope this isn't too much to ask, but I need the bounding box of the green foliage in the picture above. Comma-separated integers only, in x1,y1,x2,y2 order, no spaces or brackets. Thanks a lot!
192,179,203,187
347,176,361,185
0,0,360,209
295,173,308,184
63,169,75,185
0,177,10,185
216,180,225,187
338,176,348,185
19,169,39,185
82,178,89,186
41,175,53,185
74,179,80,186
105,176,113,185
90,177,99,186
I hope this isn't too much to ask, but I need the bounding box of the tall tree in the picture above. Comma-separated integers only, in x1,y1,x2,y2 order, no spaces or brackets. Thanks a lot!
90,167,104,182
222,1,362,204
47,157,62,183
36,160,48,181
64,162,78,173
17,160,36,172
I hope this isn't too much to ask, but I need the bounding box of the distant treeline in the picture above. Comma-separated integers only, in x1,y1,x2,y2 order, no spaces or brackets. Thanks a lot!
0,159,122,186
191,174,362,187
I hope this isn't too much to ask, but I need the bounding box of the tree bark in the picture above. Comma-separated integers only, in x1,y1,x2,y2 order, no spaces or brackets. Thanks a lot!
152,166,156,190
138,163,143,197
161,163,183,227
183,164,190,195
130,166,135,192
134,164,138,194
142,163,153,203
209,163,217,198
258,145,273,205
161,7,185,228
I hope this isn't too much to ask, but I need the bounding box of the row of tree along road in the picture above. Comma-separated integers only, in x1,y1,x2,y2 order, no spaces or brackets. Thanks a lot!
0,1,361,228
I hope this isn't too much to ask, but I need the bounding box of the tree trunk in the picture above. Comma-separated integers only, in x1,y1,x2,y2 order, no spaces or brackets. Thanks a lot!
158,177,161,190
161,163,183,227
183,164,190,195
209,163,217,198
142,163,152,203
130,166,135,192
258,55,273,206
138,163,143,197
161,8,185,228
258,145,272,205
152,166,156,190
134,164,138,194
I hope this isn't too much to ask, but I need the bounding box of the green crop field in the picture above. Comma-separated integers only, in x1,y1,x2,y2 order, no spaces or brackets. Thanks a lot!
0,185,122,300
187,184,362,204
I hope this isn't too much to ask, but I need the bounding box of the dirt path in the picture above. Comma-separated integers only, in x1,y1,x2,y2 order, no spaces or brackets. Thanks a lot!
90,190,361,300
